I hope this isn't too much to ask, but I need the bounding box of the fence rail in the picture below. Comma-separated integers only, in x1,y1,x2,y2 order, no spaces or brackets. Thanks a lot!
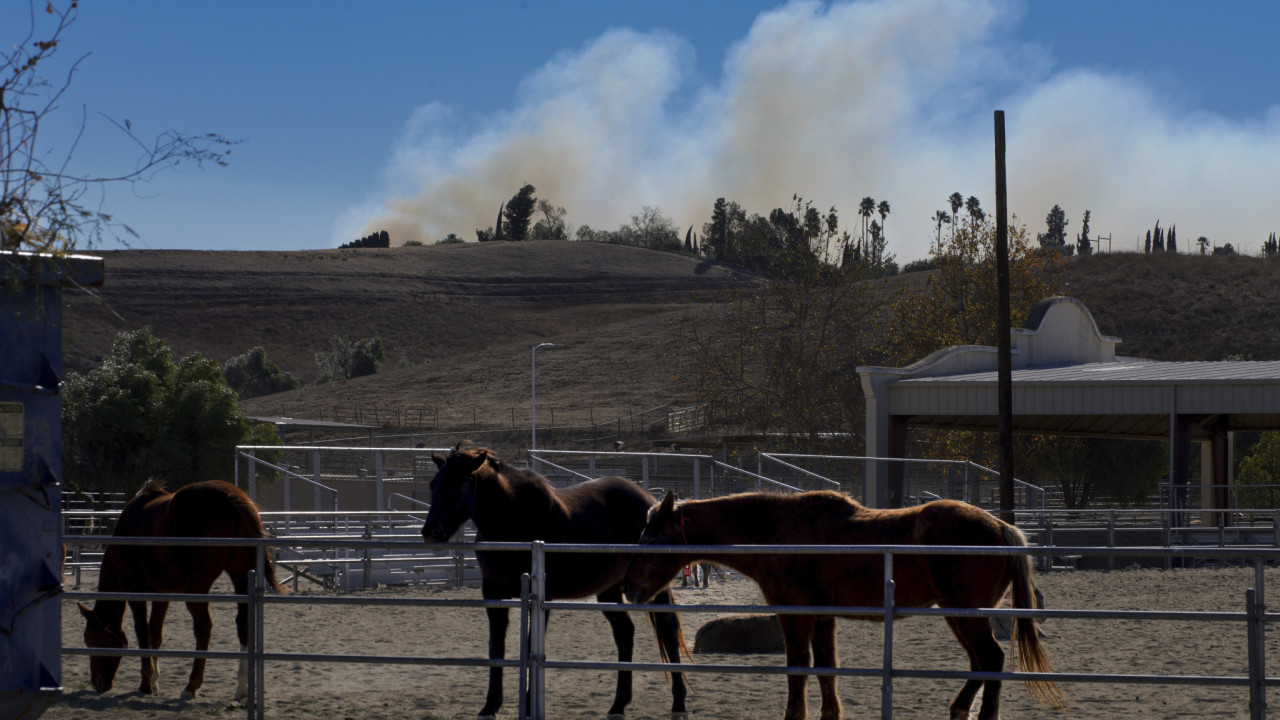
61,535,1278,720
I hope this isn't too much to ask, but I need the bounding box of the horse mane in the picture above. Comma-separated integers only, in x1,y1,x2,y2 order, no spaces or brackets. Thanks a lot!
135,477,170,498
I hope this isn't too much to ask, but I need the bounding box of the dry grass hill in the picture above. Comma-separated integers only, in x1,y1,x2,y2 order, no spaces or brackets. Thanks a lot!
62,242,1280,448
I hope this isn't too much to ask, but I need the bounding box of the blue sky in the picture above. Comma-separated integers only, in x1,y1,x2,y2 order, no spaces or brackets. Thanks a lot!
12,0,1280,262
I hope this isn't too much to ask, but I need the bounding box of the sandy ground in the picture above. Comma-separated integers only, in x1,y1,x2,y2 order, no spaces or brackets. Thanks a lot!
47,564,1277,720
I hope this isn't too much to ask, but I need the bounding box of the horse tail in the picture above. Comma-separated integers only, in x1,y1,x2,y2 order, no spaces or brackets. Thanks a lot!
1002,523,1064,709
231,488,289,596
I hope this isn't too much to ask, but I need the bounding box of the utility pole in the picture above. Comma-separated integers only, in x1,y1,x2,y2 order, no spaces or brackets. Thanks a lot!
994,110,1015,525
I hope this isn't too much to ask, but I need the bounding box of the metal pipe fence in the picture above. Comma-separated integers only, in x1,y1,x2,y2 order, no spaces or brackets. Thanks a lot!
61,535,1278,720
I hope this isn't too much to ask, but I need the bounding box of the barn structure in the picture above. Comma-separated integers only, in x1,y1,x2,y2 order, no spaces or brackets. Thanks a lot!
857,296,1280,523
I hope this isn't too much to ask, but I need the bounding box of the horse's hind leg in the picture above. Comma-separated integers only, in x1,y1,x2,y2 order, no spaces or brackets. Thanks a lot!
129,600,159,694
231,572,251,701
599,586,636,719
182,601,213,699
811,617,842,720
944,616,1005,720
777,614,816,720
651,588,689,719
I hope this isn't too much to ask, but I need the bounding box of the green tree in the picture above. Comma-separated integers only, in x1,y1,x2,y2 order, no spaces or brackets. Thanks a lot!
531,199,568,240
436,233,465,245
502,184,537,241
858,196,876,257
1077,210,1092,256
628,206,680,250
314,335,386,382
933,210,950,251
1022,437,1166,508
1038,204,1069,251
2,1,235,254
1238,432,1280,508
223,346,301,399
62,327,279,495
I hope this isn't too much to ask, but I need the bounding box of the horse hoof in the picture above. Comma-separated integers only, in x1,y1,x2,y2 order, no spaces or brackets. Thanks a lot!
181,690,196,700
476,715,497,720
607,715,626,720
671,713,690,720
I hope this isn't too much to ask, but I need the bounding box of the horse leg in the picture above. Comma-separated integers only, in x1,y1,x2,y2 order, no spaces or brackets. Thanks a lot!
128,600,158,695
182,601,213,699
479,605,509,720
811,617,842,720
944,616,1005,720
598,587,635,719
231,573,251,701
147,602,169,692
651,588,689,720
777,613,815,720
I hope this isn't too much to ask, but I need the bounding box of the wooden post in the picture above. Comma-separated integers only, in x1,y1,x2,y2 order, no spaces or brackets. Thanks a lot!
995,109,1015,525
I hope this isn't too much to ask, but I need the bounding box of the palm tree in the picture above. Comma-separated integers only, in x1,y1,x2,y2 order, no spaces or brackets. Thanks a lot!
965,196,985,226
948,192,963,242
933,210,950,251
877,200,890,245
858,196,876,257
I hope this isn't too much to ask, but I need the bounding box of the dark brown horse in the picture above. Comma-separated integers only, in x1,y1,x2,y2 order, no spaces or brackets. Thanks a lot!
421,444,689,720
623,491,1063,720
78,479,285,700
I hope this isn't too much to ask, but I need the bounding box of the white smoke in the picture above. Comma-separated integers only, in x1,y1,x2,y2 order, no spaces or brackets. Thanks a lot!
346,0,1280,260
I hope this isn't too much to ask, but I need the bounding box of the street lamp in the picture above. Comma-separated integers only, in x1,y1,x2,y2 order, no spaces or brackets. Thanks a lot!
531,342,555,453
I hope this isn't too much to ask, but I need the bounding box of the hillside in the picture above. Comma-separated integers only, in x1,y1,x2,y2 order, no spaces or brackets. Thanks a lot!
62,244,1280,446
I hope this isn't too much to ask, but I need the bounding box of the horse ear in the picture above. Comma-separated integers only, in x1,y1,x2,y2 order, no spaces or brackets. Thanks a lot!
658,490,677,514
431,452,447,468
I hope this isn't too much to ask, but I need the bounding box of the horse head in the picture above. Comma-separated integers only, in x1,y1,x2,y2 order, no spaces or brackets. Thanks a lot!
622,491,689,603
421,444,495,543
79,602,128,692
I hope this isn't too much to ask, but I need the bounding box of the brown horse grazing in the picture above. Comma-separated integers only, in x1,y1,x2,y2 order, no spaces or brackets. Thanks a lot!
78,479,285,700
623,491,1063,720
421,444,690,720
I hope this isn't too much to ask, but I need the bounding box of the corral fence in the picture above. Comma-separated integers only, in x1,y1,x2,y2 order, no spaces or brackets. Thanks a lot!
757,452,1047,511
60,536,1278,720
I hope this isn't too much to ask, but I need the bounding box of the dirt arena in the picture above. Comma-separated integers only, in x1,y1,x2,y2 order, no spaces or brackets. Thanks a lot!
49,564,1276,720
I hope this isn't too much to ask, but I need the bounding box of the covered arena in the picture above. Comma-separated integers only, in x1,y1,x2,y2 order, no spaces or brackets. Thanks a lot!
858,296,1280,521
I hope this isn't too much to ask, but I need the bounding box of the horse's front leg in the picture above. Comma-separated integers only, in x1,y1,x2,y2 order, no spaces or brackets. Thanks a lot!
778,614,816,720
480,605,509,720
182,601,213,699
128,601,158,694
811,617,842,720
598,586,635,719
651,588,689,719
944,616,1005,720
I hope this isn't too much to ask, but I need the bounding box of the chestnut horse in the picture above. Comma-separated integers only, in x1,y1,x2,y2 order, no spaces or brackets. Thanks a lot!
421,444,689,720
623,491,1063,720
78,479,284,700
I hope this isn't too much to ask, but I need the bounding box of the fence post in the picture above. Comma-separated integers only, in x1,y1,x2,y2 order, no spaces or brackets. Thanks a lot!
248,449,258,500
375,451,385,523
642,456,649,491
530,541,547,720
519,573,532,720
362,522,373,590
1107,510,1116,573
312,450,323,521
694,459,701,500
1248,588,1265,720
1253,556,1268,720
880,550,895,720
